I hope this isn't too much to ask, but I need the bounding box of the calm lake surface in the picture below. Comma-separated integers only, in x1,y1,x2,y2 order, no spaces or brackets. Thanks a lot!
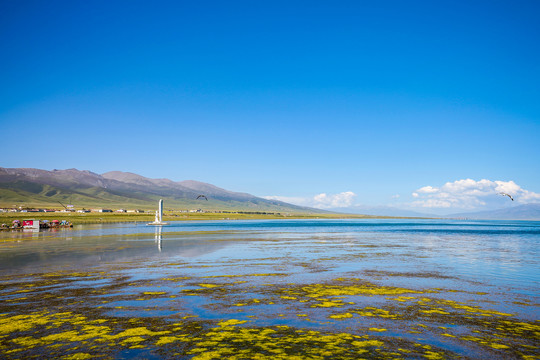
1,219,539,359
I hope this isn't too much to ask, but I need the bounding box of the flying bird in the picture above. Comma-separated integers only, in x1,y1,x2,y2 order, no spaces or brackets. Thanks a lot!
196,195,208,201
499,193,514,201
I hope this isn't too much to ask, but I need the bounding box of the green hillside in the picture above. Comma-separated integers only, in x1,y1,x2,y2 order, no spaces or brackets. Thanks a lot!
0,168,324,214
0,184,313,213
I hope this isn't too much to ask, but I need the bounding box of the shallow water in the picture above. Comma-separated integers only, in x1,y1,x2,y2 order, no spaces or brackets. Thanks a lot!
0,219,538,359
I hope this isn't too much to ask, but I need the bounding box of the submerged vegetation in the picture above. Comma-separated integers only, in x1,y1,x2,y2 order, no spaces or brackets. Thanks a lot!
0,221,538,359
0,269,538,359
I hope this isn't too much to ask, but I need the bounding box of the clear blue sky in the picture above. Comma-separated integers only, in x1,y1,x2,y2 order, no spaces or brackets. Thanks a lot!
1,1,539,212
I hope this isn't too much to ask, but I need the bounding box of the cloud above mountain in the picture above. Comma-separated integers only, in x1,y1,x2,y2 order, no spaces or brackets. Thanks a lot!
410,179,540,209
264,179,540,215
264,191,357,209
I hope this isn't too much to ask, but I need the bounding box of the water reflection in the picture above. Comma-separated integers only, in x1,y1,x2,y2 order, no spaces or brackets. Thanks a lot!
0,219,538,288
22,228,40,237
154,226,162,252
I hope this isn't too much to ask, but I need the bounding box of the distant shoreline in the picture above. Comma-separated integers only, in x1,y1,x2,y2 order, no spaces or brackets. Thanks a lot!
0,211,430,225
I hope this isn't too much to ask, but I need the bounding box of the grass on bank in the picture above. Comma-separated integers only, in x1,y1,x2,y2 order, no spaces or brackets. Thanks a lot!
0,211,408,225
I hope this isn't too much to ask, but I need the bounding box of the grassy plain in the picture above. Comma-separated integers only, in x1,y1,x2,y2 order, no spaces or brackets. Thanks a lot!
0,211,404,225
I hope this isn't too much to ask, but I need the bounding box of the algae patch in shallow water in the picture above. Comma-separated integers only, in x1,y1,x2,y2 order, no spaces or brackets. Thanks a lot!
0,309,462,359
184,322,451,360
3,270,538,359
288,279,427,298
1,220,539,359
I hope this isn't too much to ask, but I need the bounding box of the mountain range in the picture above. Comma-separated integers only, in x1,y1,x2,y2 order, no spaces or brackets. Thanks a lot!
326,205,435,218
1,167,539,219
0,167,321,213
446,203,540,220
329,204,540,220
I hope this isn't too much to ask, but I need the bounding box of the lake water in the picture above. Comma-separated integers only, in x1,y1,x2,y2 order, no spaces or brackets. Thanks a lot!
0,219,538,359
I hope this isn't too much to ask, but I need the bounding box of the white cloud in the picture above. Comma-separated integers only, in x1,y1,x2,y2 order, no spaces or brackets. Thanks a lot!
417,186,439,194
520,189,540,202
410,179,540,210
494,180,521,194
313,191,357,208
264,191,357,209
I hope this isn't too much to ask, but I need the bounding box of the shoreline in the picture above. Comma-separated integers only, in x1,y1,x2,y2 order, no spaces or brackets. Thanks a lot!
0,211,429,226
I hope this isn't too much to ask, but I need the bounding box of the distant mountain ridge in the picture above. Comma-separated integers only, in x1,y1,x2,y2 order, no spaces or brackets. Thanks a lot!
101,171,256,201
447,203,540,220
326,205,436,218
4,167,538,219
0,167,321,213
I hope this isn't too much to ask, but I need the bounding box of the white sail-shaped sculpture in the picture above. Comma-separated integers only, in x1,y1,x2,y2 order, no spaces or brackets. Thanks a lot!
147,199,168,225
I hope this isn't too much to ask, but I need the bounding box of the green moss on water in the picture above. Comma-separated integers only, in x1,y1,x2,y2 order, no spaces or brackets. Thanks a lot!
1,253,539,359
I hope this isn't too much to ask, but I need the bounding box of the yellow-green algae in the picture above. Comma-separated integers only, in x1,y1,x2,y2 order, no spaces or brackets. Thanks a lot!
0,309,457,359
184,321,441,360
286,280,426,298
201,273,286,278
329,312,353,319
1,266,539,359
351,306,399,319
61,353,94,360
0,310,177,358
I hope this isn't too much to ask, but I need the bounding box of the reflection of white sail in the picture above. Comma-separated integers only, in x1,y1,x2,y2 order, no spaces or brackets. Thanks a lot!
155,226,162,252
